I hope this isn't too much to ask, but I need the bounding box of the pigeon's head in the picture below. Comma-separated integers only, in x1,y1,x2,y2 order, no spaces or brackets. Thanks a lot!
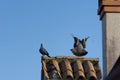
41,43,43,48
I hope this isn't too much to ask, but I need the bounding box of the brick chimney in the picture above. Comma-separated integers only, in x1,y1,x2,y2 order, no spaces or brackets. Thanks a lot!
98,0,120,79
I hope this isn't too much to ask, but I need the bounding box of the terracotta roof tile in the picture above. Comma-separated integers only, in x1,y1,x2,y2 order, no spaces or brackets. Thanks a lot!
60,59,73,80
83,61,97,80
41,61,49,79
41,56,102,80
72,60,85,80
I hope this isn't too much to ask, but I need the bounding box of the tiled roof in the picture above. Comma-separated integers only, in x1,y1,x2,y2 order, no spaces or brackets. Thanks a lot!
41,56,102,80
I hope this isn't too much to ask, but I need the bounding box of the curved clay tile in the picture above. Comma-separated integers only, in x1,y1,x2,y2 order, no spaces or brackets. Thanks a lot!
96,70,102,80
46,60,60,72
52,60,60,72
45,60,62,79
42,61,47,72
52,60,62,79
42,66,49,79
72,60,85,80
60,59,73,80
42,61,49,79
94,62,102,79
83,61,97,80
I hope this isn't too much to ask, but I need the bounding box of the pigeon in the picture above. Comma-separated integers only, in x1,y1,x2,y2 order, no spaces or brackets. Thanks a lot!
71,41,88,56
71,34,88,56
39,43,50,57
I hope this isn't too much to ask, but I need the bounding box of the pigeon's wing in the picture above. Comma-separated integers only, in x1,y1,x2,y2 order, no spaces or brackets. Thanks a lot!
71,34,79,47
74,37,80,48
42,48,50,57
82,37,89,48
85,36,90,41
73,37,78,47
43,48,49,55
40,47,47,54
39,48,45,55
81,39,86,48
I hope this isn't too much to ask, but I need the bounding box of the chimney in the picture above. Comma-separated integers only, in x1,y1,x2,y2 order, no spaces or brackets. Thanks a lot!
98,0,120,79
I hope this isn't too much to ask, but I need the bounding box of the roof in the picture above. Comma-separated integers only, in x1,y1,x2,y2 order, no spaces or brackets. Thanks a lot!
41,56,102,80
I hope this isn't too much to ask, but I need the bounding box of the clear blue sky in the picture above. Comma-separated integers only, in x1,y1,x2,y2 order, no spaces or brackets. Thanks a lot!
0,0,102,80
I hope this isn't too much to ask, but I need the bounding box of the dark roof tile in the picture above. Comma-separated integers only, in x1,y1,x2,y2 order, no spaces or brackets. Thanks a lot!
41,61,49,79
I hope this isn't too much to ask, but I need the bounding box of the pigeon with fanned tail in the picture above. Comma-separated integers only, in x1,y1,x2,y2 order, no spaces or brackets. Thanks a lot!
39,44,50,57
71,34,88,56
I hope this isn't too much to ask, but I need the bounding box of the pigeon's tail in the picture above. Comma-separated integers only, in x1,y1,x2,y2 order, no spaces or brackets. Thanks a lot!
81,50,88,56
85,36,90,41
46,54,50,57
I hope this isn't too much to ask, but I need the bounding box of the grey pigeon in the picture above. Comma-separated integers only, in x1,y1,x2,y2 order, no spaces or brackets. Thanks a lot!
71,41,88,56
39,44,50,57
71,34,88,56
